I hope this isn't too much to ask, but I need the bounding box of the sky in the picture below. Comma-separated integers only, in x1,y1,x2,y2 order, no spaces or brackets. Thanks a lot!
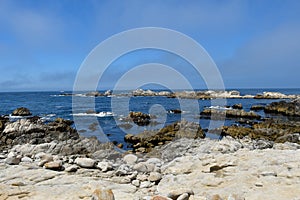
0,0,299,91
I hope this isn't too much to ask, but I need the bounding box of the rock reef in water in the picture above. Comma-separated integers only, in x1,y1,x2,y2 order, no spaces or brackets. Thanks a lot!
264,99,300,116
125,120,205,153
200,108,261,120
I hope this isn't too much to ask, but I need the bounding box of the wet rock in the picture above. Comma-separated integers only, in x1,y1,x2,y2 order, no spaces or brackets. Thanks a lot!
129,111,151,126
74,157,96,168
200,109,261,120
168,109,182,114
221,119,300,144
91,188,115,200
125,120,204,153
12,107,32,116
232,103,243,109
250,105,265,111
264,100,300,116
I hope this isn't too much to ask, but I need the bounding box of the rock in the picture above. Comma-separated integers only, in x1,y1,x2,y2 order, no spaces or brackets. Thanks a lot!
97,161,113,172
168,109,182,114
129,111,151,126
5,157,21,165
86,91,102,97
136,174,148,181
133,162,155,173
151,196,172,200
12,107,32,116
177,193,189,200
91,188,115,200
140,181,151,188
148,172,162,182
21,156,33,163
221,119,300,144
132,180,140,187
200,109,261,120
250,105,265,111
167,188,194,199
264,100,300,116
125,120,205,153
115,164,131,176
104,90,112,96
74,157,96,168
254,92,295,99
123,154,138,165
232,103,243,109
44,161,63,171
65,165,78,172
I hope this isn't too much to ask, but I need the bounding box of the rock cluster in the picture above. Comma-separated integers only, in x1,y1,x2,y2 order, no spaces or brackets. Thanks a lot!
11,107,32,116
221,119,300,144
129,112,151,126
1,136,300,199
264,99,300,116
125,120,205,153
200,109,261,120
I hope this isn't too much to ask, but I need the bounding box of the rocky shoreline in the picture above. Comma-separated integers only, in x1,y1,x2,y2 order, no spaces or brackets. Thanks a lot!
1,102,300,199
62,89,300,100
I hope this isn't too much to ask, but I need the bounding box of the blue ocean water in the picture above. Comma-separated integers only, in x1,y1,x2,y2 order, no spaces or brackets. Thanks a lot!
0,88,299,148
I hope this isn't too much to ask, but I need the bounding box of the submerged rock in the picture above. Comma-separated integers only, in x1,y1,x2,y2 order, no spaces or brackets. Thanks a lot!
129,111,151,126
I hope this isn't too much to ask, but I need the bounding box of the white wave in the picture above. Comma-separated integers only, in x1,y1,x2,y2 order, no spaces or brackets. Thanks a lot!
9,114,24,119
207,106,232,110
72,111,114,117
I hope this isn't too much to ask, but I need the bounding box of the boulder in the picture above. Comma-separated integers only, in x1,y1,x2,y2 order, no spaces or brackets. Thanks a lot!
44,161,63,171
74,157,96,168
12,107,32,116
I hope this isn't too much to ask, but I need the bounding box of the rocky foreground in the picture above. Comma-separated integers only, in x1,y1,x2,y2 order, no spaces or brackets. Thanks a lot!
1,137,300,200
1,105,300,200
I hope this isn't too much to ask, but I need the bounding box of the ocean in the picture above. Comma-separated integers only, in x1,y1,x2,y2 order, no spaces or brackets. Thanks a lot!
1,88,299,149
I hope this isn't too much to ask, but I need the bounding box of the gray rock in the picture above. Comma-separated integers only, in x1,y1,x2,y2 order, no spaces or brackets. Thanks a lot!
21,156,33,163
44,161,63,171
132,180,140,187
65,165,78,172
123,154,138,165
136,174,148,181
177,193,189,200
75,157,96,168
115,164,131,176
5,157,21,165
140,181,151,188
97,161,113,172
133,162,155,173
148,172,162,182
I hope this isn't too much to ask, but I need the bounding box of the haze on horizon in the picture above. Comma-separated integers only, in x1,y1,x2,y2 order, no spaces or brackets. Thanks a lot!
0,0,299,92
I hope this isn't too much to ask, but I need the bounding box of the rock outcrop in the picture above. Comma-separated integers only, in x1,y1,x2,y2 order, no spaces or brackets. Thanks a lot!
11,107,32,116
264,99,300,116
125,120,205,152
200,109,261,120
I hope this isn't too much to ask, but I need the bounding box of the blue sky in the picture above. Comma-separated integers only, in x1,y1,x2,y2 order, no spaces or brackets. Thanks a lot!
0,0,299,91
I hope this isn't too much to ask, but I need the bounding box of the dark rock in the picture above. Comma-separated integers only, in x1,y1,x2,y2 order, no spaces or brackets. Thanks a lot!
129,111,151,126
85,91,102,97
12,107,32,116
125,120,205,153
200,109,261,120
168,109,182,114
232,103,243,109
264,100,300,116
250,105,265,111
221,119,300,144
